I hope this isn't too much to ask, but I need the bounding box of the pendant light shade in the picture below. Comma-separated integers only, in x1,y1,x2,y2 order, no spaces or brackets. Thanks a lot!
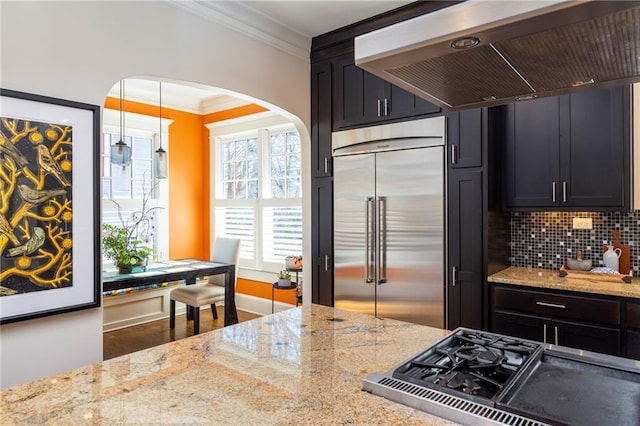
111,80,131,165
155,81,167,179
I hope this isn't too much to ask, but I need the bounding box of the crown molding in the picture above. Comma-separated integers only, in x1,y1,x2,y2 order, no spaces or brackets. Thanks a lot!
168,0,310,61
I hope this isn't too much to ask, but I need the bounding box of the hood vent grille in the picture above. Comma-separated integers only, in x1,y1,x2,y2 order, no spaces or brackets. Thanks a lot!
357,1,640,111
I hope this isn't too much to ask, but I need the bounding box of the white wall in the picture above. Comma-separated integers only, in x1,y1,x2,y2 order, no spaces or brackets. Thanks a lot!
0,1,310,388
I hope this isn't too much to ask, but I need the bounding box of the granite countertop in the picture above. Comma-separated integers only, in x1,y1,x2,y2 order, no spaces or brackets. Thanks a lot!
488,266,640,299
0,305,455,425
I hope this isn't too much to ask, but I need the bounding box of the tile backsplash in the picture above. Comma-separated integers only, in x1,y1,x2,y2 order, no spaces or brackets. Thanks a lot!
510,211,640,273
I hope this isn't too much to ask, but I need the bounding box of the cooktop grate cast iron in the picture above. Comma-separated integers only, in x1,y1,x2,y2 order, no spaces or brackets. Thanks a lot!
363,373,549,426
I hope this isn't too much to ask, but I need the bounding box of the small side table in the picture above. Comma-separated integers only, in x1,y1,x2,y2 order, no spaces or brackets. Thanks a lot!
271,282,298,314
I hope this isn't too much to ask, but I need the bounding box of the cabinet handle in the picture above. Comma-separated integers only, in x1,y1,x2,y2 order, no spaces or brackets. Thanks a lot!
562,181,567,203
543,323,547,344
554,325,559,345
384,98,389,116
536,301,566,309
552,182,556,203
451,145,457,164
452,266,457,287
324,255,330,272
377,99,381,117
324,157,328,174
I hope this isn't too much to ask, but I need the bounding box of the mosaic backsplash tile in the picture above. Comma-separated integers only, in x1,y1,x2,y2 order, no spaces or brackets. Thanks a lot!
510,211,640,273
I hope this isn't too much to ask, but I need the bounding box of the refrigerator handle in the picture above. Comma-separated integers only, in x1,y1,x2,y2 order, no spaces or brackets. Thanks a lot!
365,196,375,283
377,196,387,284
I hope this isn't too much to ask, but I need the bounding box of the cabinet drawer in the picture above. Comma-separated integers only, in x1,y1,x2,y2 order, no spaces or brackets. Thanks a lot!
494,286,620,326
627,302,640,328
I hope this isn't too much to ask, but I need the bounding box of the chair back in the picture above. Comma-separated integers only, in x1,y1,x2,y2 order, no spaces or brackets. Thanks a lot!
208,237,241,287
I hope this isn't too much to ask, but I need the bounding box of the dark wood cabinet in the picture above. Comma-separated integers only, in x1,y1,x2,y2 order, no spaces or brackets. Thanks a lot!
311,59,334,306
625,301,640,360
332,53,440,130
311,177,333,306
492,284,622,356
503,86,630,210
447,168,483,329
448,109,483,169
493,311,620,356
447,108,508,330
311,60,333,178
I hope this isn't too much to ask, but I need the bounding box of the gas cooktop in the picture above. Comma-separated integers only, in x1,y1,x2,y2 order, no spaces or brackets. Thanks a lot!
391,329,540,405
363,328,640,426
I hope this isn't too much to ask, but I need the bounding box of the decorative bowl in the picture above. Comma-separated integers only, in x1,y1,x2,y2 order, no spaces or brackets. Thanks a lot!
566,258,592,271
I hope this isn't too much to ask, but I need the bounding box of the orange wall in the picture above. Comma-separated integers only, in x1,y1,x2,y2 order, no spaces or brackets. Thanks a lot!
105,97,207,260
104,97,286,304
238,278,298,305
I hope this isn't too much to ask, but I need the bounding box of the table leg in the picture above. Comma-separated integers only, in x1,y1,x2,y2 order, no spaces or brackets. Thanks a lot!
224,266,238,326
185,277,196,321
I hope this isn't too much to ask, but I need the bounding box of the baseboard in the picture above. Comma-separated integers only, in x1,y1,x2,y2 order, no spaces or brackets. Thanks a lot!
235,292,295,316
103,286,296,332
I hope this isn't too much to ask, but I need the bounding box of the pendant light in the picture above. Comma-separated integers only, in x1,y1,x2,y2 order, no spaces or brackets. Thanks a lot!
155,81,167,179
110,80,132,165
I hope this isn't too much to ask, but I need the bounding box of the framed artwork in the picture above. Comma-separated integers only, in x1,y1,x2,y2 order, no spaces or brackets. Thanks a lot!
0,89,100,323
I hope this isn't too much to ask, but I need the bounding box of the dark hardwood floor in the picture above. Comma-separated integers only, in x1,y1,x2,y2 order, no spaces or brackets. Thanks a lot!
103,306,261,360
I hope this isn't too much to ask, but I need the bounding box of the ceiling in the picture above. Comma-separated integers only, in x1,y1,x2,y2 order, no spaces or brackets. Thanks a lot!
236,0,414,38
112,1,413,114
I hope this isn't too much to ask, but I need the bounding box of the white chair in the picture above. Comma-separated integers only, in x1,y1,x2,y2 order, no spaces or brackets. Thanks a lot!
169,237,241,335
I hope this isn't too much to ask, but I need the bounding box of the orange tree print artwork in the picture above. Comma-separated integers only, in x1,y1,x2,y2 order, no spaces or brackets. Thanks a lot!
0,116,73,296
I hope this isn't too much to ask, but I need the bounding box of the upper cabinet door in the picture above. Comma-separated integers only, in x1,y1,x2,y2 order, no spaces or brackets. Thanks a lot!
503,86,631,211
332,53,384,129
503,96,561,208
447,109,483,169
332,52,441,130
559,86,629,208
311,60,333,178
385,83,441,121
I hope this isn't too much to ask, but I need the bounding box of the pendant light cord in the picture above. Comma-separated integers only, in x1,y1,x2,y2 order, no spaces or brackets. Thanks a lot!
119,80,123,142
122,80,126,141
159,81,162,149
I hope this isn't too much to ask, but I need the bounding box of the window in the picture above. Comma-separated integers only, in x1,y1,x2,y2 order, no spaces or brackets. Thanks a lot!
101,109,170,263
214,124,302,272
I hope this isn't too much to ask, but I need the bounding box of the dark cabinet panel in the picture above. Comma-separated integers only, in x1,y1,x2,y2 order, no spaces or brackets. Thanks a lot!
448,169,483,330
559,87,628,208
493,311,546,342
492,284,622,356
625,301,640,360
627,330,640,360
447,109,483,168
554,319,620,356
332,53,440,130
311,61,333,177
494,286,620,326
385,83,441,121
493,310,620,356
504,96,560,208
332,54,381,129
503,86,630,210
311,177,333,306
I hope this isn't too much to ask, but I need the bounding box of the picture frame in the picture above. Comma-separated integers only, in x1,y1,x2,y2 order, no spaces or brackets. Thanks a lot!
0,89,100,324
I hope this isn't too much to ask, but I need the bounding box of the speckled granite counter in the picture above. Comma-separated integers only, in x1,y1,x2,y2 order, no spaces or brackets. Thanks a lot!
0,305,455,425
488,266,640,299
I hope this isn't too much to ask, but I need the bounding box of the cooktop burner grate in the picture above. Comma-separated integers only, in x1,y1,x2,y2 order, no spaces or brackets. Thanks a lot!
392,329,542,404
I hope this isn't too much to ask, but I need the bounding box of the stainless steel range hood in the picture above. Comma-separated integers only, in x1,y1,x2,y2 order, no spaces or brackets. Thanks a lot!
355,0,640,111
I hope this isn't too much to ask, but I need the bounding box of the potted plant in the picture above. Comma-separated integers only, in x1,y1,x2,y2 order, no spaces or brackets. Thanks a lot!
277,269,291,287
102,176,160,274
102,224,152,274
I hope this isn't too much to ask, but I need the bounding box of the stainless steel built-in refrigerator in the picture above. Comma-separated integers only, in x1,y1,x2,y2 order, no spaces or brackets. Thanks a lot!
333,117,445,328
